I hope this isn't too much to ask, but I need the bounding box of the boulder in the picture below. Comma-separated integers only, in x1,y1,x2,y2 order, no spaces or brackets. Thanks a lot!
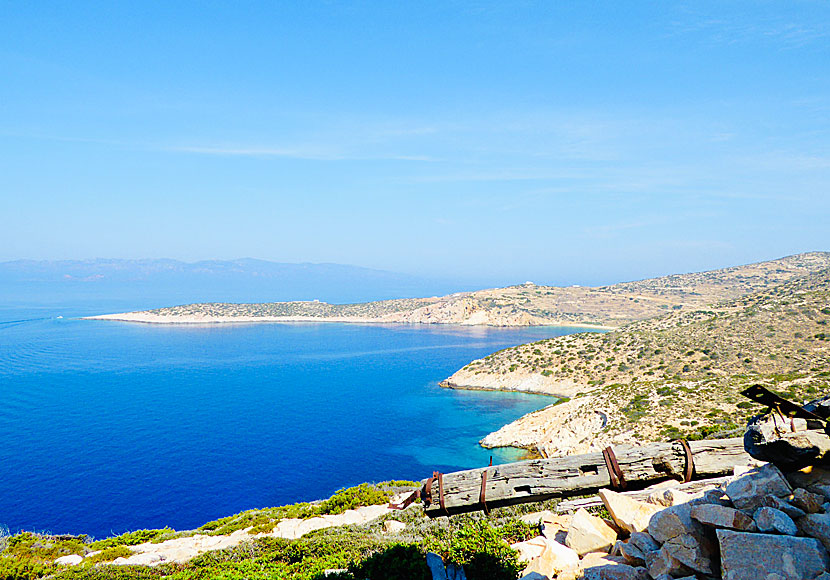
700,488,732,506
519,573,548,580
662,532,715,575
646,488,694,507
643,546,693,578
627,531,660,555
792,487,825,513
618,541,645,566
522,539,580,579
582,564,649,580
797,512,830,552
565,508,619,555
512,536,548,563
716,529,830,580
647,503,706,544
814,484,830,501
760,494,807,519
725,463,792,511
580,552,627,568
54,554,83,566
752,506,797,535
383,519,406,534
690,503,757,531
599,489,663,534
744,414,830,469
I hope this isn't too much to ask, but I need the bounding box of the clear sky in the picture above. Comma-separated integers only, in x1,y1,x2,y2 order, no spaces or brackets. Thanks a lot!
1,2,828,286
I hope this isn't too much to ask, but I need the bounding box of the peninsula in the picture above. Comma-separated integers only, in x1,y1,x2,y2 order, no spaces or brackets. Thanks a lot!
444,263,830,458
88,252,830,327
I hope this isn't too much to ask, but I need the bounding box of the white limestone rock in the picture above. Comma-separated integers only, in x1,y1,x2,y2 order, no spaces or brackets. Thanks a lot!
599,489,663,534
565,508,619,556
54,554,83,566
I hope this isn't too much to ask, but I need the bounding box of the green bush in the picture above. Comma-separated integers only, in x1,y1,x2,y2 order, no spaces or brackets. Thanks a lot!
84,546,133,564
425,520,522,580
316,484,391,516
0,556,55,580
90,529,174,550
5,533,87,563
348,544,429,580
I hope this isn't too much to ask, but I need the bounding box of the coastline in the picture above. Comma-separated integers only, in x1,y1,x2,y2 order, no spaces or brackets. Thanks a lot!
82,311,618,329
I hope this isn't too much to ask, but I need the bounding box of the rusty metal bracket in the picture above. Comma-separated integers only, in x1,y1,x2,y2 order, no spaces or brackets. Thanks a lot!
479,469,490,515
603,446,627,490
679,439,695,483
438,471,448,516
424,472,438,505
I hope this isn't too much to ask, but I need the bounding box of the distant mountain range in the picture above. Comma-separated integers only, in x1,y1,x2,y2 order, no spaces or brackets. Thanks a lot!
0,258,462,306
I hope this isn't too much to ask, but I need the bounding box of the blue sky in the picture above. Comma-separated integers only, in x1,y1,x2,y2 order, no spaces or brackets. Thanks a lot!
1,1,828,286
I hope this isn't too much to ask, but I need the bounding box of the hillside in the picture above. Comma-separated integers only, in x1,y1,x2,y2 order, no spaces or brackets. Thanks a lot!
445,267,830,457
89,252,830,326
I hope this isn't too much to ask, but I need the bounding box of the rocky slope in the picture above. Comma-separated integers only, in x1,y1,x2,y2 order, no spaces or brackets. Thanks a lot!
88,252,830,327
448,268,830,457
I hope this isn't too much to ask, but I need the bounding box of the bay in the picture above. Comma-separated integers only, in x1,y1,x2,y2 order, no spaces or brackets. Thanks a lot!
0,301,599,538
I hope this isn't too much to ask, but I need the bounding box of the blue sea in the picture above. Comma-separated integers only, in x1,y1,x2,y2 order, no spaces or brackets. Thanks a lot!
0,298,598,539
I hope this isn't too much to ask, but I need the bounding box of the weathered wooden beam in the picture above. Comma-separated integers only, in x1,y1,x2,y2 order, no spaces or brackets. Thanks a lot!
422,438,749,516
555,476,732,513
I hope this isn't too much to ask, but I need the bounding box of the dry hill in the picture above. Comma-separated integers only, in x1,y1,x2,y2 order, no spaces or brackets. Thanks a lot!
446,267,830,458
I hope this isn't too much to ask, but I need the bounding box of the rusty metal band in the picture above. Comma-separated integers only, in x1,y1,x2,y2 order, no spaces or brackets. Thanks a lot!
438,471,448,515
424,472,438,504
679,439,695,483
603,446,627,490
479,469,490,515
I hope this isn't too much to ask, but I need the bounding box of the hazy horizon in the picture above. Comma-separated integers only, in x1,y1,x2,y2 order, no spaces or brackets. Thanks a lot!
2,3,828,284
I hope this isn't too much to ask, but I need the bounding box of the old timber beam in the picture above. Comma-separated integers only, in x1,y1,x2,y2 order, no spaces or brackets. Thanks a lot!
422,437,749,516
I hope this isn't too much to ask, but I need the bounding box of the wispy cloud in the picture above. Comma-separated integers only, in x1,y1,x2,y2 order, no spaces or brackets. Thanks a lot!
668,10,830,49
168,145,435,162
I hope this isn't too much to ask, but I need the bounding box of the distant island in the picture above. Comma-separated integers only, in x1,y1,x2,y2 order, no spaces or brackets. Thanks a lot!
87,252,830,327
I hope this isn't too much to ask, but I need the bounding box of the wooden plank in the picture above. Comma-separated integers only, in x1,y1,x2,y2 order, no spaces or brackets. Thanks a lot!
555,476,732,513
422,438,749,516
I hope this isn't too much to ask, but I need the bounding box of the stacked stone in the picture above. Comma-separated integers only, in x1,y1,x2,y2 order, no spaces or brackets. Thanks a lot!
511,463,830,580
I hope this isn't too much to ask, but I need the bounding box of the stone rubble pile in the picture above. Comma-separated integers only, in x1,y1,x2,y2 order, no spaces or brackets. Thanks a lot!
510,463,830,580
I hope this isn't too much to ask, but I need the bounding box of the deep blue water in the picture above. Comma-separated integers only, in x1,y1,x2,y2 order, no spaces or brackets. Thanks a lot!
0,301,598,538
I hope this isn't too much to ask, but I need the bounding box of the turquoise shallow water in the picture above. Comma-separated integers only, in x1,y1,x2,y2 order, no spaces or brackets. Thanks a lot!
0,302,600,538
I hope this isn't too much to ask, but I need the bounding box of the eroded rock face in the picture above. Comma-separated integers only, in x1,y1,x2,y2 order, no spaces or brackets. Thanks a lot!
716,529,830,580
725,463,792,511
